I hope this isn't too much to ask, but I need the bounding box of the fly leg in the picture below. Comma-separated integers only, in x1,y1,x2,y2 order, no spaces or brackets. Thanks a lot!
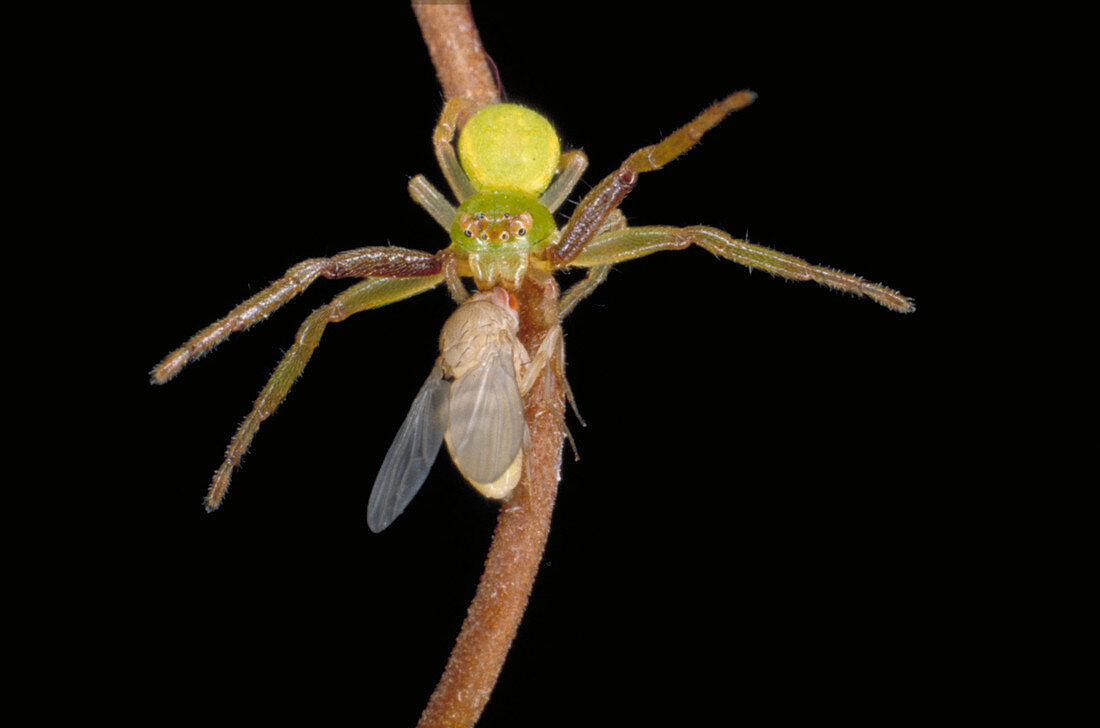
520,323,583,446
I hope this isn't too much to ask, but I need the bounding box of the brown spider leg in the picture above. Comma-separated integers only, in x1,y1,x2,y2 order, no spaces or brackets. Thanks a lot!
568,226,915,312
150,247,442,384
546,90,757,269
205,274,446,511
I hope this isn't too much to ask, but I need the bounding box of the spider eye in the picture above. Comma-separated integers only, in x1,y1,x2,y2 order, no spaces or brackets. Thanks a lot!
516,227,526,237
479,232,489,242
464,229,473,237
500,232,510,242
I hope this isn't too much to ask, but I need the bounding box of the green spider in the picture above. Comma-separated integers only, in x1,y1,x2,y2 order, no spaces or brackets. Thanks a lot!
150,91,914,519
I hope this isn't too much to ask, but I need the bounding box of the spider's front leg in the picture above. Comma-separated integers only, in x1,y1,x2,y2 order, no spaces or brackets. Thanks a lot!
543,90,913,313
546,91,757,269
151,244,449,510
150,247,442,383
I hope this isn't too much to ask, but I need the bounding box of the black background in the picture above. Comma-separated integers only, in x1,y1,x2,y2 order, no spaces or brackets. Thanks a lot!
96,3,961,725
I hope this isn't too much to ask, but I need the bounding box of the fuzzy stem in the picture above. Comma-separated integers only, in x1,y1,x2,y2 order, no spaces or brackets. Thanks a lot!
412,4,565,727
412,1,499,104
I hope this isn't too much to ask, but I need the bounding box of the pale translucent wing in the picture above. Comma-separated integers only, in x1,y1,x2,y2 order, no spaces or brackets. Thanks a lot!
367,365,450,533
446,351,524,486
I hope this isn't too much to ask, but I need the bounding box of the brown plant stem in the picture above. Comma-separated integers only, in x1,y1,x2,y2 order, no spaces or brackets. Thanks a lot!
412,1,499,104
412,4,565,727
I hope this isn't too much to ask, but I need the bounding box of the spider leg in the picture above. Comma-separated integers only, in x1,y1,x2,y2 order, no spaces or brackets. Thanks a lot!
557,209,626,317
409,174,457,231
403,178,474,305
545,91,756,268
568,225,915,312
150,247,442,383
557,264,611,319
538,150,588,214
432,97,484,203
205,274,445,511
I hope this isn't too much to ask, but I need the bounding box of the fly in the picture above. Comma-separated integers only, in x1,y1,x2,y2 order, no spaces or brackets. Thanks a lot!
367,287,563,532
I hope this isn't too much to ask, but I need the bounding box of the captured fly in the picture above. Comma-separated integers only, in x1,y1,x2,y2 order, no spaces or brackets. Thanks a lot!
367,287,562,532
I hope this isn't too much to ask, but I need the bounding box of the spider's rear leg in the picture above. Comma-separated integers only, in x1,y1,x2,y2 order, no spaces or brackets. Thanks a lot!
557,209,626,318
150,247,441,383
409,175,458,231
568,225,915,313
538,150,588,214
205,274,444,511
432,96,484,203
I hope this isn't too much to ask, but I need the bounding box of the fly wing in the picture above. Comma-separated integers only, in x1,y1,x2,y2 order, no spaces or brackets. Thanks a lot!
446,350,525,488
367,364,450,533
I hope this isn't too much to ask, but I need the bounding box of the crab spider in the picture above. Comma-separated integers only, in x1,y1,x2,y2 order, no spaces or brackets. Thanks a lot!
151,90,914,514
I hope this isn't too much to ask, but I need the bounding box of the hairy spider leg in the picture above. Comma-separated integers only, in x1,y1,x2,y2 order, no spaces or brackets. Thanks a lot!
546,90,758,268
150,247,442,383
567,226,915,313
540,90,913,313
205,274,446,511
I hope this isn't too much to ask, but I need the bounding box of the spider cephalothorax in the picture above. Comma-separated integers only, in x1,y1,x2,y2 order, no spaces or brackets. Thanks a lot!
456,208,536,244
450,190,554,289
